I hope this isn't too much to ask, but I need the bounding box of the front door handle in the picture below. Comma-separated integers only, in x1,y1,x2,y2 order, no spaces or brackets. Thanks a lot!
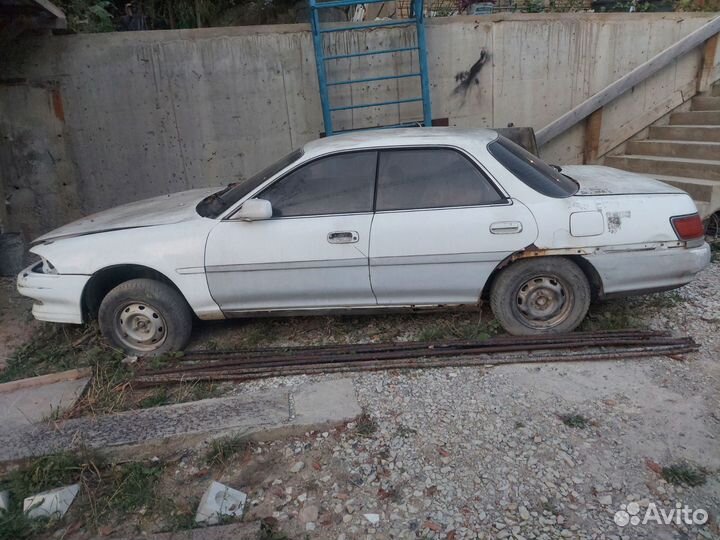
327,230,359,244
490,221,523,234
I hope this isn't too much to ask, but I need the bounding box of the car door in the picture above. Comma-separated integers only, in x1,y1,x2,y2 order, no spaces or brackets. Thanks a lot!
205,151,378,313
369,147,538,305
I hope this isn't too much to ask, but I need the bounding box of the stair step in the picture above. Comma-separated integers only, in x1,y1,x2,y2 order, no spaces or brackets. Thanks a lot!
692,96,720,111
648,125,720,142
670,110,720,125
650,175,719,202
625,140,720,161
604,155,720,181
713,84,720,97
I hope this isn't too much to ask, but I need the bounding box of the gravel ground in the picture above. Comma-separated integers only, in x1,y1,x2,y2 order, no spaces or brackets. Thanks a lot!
3,260,718,539
140,259,720,540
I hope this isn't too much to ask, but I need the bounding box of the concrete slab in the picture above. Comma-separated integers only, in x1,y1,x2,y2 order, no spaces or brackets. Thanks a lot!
0,374,90,429
195,481,246,525
23,483,79,519
0,378,360,463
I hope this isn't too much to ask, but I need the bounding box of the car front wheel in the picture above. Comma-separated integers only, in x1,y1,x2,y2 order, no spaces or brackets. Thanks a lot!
98,278,192,356
490,257,591,335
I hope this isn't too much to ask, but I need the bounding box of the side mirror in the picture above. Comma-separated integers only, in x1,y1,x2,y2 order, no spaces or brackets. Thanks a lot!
235,199,272,221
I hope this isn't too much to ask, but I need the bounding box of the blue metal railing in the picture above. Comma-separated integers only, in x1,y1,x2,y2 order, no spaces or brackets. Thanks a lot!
308,0,433,135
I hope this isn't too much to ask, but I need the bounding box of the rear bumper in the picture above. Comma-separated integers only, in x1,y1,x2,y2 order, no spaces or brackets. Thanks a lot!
16,262,89,324
589,242,711,297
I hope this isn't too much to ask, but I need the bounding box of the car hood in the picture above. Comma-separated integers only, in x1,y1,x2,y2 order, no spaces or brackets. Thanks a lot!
563,165,685,196
34,187,221,244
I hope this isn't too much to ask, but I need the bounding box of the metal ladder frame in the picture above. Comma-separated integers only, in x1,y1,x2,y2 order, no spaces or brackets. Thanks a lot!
308,0,432,136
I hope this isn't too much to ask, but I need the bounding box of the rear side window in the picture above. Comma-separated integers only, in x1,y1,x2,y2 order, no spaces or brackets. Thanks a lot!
376,148,505,211
487,136,578,198
259,151,377,217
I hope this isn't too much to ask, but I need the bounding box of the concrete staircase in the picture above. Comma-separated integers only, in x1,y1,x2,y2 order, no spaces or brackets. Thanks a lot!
605,82,720,220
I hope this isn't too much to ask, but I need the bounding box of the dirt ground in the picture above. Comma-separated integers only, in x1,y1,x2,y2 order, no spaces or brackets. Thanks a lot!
1,255,719,539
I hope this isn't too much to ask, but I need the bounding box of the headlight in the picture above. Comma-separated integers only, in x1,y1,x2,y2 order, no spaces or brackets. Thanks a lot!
33,257,58,274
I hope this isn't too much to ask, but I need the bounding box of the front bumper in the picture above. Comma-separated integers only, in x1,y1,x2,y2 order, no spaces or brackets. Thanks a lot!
16,262,90,324
590,242,711,296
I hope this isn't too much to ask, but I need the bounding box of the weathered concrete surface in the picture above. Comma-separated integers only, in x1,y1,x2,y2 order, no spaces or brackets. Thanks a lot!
1,13,718,240
0,378,360,463
0,375,89,428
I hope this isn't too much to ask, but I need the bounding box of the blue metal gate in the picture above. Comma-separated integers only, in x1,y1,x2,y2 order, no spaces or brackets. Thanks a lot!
308,0,432,136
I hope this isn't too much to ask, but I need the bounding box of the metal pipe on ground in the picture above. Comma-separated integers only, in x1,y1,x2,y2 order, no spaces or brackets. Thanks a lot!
176,329,672,362
140,335,694,375
132,331,699,387
133,344,698,387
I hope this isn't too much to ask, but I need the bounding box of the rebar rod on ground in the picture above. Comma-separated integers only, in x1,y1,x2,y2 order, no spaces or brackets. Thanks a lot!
132,335,699,387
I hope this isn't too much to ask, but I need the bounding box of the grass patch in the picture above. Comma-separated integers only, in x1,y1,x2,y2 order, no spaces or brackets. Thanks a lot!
417,317,501,342
0,451,167,539
102,462,164,513
0,450,104,540
661,463,707,487
355,413,378,438
205,435,251,468
559,413,589,429
641,291,683,310
66,356,133,417
579,303,641,332
239,323,277,348
138,388,171,409
0,324,115,383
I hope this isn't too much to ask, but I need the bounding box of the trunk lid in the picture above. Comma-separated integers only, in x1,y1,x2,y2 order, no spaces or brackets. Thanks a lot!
563,165,685,196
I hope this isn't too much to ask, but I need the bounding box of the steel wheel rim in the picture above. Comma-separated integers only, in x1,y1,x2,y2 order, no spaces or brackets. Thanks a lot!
514,274,573,329
705,213,720,244
115,302,167,352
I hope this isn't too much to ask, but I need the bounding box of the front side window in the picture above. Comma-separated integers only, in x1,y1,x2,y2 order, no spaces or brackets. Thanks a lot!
197,149,304,218
487,136,579,198
375,148,505,212
259,151,377,217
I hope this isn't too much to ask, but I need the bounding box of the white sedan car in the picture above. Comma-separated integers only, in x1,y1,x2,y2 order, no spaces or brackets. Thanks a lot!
18,128,710,355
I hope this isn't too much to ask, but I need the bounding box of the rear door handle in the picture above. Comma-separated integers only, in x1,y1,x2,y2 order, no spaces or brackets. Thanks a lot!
327,230,359,244
490,221,523,234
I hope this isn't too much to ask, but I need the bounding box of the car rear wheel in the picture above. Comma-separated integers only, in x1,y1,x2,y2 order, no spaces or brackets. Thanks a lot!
490,257,591,335
98,278,192,355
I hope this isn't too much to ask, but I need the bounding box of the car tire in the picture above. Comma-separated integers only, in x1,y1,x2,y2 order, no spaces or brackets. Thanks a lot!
490,257,591,335
98,278,193,356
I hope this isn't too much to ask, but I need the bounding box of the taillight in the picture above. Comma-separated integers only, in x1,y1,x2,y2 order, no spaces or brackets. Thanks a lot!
670,213,704,241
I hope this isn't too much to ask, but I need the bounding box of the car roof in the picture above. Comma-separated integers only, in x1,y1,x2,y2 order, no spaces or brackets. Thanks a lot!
301,127,499,156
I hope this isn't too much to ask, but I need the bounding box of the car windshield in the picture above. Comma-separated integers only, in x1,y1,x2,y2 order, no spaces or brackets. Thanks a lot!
487,136,579,198
197,148,304,218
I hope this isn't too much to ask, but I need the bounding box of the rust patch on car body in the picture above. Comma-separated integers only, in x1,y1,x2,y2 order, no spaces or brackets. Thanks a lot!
606,211,631,234
509,244,595,262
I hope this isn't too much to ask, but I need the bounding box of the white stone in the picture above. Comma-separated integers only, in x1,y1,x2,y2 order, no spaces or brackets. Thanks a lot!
0,491,9,513
598,495,613,505
364,513,380,525
195,481,247,525
290,461,305,473
24,484,79,519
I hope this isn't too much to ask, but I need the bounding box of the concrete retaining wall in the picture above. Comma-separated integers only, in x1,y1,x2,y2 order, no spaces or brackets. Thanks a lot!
1,13,718,240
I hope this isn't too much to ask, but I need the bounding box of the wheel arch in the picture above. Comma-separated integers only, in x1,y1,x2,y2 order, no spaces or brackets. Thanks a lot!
81,264,184,321
481,252,604,302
